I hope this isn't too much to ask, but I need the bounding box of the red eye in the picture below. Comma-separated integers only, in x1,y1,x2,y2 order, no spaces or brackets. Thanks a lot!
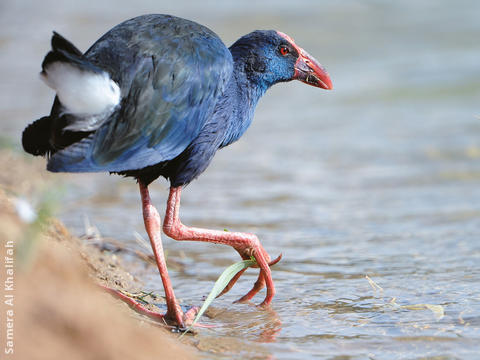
279,45,289,56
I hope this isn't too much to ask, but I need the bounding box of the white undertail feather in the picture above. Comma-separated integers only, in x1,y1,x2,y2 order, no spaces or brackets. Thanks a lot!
41,62,120,115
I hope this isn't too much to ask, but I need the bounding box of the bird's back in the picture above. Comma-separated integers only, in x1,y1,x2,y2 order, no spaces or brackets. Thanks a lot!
23,14,233,174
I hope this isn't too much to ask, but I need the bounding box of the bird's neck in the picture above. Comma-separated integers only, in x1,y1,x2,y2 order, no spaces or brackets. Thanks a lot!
231,61,268,116
217,56,268,148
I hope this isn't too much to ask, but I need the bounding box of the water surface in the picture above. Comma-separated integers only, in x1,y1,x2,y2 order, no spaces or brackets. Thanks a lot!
2,1,479,358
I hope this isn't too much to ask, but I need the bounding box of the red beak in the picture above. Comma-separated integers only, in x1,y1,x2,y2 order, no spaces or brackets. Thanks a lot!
277,31,333,90
294,48,333,90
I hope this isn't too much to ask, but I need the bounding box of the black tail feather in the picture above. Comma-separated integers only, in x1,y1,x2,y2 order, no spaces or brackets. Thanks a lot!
51,31,83,56
42,32,84,75
41,31,101,78
22,116,53,156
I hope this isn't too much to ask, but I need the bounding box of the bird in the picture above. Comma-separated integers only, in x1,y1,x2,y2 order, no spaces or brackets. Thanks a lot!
22,14,332,328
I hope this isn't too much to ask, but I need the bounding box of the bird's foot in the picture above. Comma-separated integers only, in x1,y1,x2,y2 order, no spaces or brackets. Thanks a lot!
234,254,282,305
216,244,282,306
100,285,200,331
163,303,200,331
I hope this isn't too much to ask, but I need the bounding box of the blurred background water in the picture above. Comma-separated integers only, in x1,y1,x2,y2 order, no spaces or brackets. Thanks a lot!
1,0,479,358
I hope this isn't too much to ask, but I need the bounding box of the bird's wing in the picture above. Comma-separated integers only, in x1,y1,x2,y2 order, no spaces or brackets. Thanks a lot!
48,16,233,172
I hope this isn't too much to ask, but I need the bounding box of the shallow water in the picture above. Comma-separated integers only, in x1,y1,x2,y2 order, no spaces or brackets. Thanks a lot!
2,0,480,358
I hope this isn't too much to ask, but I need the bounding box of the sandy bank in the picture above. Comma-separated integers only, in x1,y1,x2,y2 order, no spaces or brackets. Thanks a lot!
0,150,196,360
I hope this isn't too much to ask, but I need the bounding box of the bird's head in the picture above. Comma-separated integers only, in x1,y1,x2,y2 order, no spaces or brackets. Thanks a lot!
230,30,333,91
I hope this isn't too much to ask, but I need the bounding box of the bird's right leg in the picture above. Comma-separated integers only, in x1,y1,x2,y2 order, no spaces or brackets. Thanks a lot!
138,182,197,327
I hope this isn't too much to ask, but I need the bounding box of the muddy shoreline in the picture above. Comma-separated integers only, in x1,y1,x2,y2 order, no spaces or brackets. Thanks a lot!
0,149,197,360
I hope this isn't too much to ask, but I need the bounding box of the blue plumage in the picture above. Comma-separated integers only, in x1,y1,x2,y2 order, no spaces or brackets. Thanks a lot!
23,14,332,187
21,14,333,323
45,15,232,177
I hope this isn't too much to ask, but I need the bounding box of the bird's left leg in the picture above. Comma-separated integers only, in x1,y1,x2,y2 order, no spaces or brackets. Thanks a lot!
103,183,197,329
163,186,279,307
139,182,198,327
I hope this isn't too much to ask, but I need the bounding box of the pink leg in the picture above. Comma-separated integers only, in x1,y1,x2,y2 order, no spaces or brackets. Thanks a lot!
139,182,189,327
163,186,277,307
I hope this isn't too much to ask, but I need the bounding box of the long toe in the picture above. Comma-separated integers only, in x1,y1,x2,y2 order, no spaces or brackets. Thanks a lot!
101,285,195,329
234,272,265,303
252,249,276,307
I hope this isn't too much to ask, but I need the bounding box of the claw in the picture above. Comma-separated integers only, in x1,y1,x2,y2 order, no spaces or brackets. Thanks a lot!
248,252,282,268
268,253,282,267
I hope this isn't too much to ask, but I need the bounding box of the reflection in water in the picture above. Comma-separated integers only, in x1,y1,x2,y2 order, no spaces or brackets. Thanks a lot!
200,305,282,358
2,0,480,359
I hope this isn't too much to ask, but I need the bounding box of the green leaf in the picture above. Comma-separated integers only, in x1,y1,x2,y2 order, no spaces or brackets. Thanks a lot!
181,257,256,336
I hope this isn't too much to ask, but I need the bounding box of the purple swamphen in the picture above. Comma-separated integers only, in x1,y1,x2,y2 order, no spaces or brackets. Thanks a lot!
22,14,332,328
